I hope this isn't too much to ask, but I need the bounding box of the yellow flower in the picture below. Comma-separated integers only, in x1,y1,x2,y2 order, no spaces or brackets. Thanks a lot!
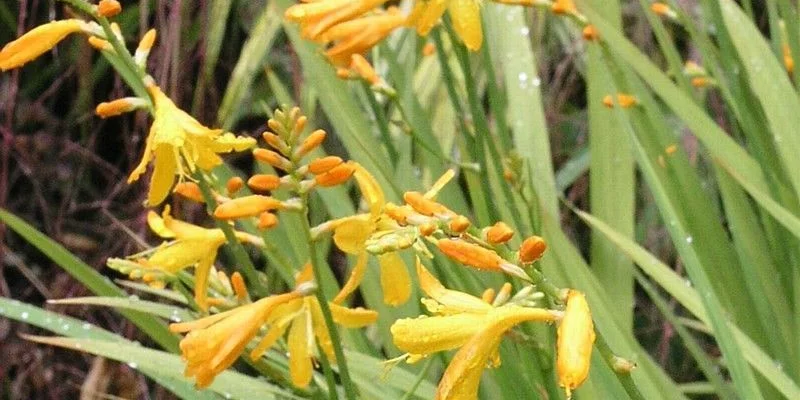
135,207,263,310
390,260,561,399
128,85,256,206
0,19,93,71
285,0,390,41
319,10,406,66
249,264,377,388
406,0,482,51
169,288,308,388
557,290,595,397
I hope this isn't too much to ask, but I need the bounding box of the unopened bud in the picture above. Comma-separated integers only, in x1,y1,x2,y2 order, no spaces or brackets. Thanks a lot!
551,0,577,15
481,288,496,303
557,290,595,397
350,54,380,85
231,272,249,302
403,191,451,217
248,174,281,192
315,162,355,187
95,97,144,118
437,239,504,271
253,148,292,171
134,29,156,66
173,182,205,203
519,236,547,263
422,42,436,56
651,3,677,19
418,222,437,236
602,94,637,108
582,25,599,41
484,222,515,244
612,356,637,374
296,129,326,158
226,177,245,195
97,0,122,17
87,36,113,51
262,131,288,154
214,195,282,219
257,212,279,230
493,282,513,306
448,215,471,233
308,156,343,174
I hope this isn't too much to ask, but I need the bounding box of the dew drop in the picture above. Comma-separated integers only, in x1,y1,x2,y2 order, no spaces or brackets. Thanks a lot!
684,279,693,287
685,236,693,244
518,72,528,82
82,323,92,330
520,26,530,36
20,311,29,320
127,362,138,369
61,324,71,331
128,295,140,301
531,76,541,87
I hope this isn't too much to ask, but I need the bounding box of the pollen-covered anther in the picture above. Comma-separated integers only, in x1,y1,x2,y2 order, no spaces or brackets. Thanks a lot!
582,25,599,41
519,236,547,263
315,162,356,187
95,97,145,118
226,177,245,195
172,182,205,203
484,222,514,244
214,195,283,220
437,239,504,272
258,212,279,230
448,215,471,233
296,129,327,158
650,2,677,19
253,148,293,171
403,191,451,217
97,0,122,17
87,36,113,51
247,174,282,192
308,156,343,175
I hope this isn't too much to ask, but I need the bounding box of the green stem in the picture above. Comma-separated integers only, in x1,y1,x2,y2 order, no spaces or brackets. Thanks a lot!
300,205,358,400
360,82,399,166
593,330,646,400
196,175,269,297
399,357,435,400
316,343,341,400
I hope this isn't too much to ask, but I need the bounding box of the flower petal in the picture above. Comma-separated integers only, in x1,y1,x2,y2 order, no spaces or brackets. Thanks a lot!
288,307,314,387
436,324,504,400
448,0,482,51
416,259,491,314
333,219,374,254
353,164,385,216
332,252,368,303
147,144,178,206
379,252,411,306
330,302,378,327
391,313,486,356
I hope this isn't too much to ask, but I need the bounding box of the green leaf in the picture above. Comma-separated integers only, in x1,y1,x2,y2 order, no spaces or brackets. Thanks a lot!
48,296,194,322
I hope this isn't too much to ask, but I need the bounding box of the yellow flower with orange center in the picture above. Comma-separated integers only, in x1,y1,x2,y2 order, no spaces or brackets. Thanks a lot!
390,260,561,400
406,0,483,51
126,84,256,206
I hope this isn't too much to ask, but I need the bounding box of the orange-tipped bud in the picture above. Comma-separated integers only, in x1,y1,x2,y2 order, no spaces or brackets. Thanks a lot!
262,131,286,153
97,0,122,17
296,129,326,158
665,144,678,156
519,236,547,263
582,25,599,41
650,3,677,19
503,168,515,182
134,29,156,66
226,177,245,195
87,36,112,51
231,272,249,302
557,290,595,397
253,148,292,171
422,42,436,56
602,94,637,108
481,288,496,303
308,156,343,175
403,191,451,217
173,182,205,203
95,97,144,118
337,67,353,79
315,162,355,187
248,174,281,192
783,44,795,74
385,203,412,225
448,215,471,233
257,212,279,230
214,195,282,219
551,0,577,15
0,19,87,71
350,54,380,85
437,239,504,271
690,77,709,88
418,222,437,236
484,222,515,244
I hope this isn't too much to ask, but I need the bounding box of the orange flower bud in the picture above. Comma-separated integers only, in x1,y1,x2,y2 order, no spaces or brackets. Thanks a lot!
783,43,795,74
97,0,122,17
582,25,599,41
484,222,515,244
557,290,595,397
247,174,281,192
350,54,380,85
226,177,245,195
602,94,637,108
551,0,577,15
95,97,143,118
651,3,674,17
296,129,326,158
315,162,355,187
253,148,292,170
173,182,205,203
418,222,437,236
0,19,87,71
230,272,248,302
403,191,450,217
257,212,279,230
665,144,678,155
503,168,515,182
437,239,504,271
690,77,709,88
308,156,343,175
481,288,496,303
214,195,282,219
519,236,547,263
137,29,156,52
448,215,471,233
385,203,412,225
422,42,436,57
87,36,112,51
262,131,286,153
